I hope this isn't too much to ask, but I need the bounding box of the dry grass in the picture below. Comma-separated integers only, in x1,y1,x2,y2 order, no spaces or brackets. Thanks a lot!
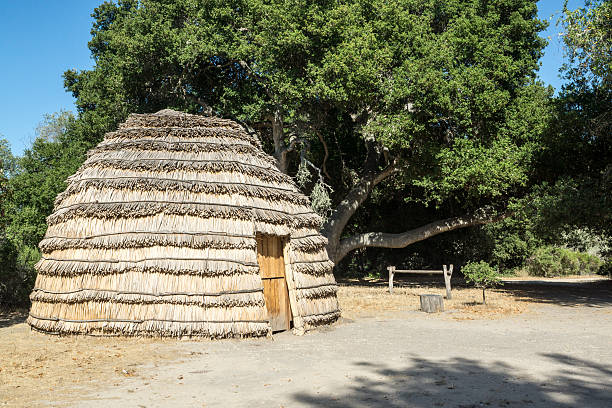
337,281,530,320
0,312,189,408
8,278,602,407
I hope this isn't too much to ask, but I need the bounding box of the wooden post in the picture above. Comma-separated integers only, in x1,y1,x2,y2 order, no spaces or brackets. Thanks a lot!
420,294,444,313
443,264,453,300
387,266,395,293
283,237,304,334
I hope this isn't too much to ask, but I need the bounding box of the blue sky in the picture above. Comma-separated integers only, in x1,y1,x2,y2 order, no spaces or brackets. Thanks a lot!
0,0,583,156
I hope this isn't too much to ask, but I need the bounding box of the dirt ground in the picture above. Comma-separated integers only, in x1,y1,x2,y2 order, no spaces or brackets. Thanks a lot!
1,277,611,407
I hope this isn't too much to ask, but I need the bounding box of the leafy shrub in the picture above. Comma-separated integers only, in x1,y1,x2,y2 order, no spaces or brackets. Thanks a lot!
462,261,501,304
597,258,612,277
0,240,38,307
463,261,501,287
561,228,610,257
525,246,602,277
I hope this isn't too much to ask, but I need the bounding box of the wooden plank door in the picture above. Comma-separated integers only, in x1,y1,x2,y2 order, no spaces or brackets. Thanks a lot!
256,235,292,332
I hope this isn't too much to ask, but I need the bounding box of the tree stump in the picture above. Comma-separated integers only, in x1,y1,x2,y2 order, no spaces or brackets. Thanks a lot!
420,294,444,313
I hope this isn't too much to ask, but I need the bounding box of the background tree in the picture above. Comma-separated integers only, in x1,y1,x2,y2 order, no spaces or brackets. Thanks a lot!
556,0,611,230
438,0,611,276
0,113,87,305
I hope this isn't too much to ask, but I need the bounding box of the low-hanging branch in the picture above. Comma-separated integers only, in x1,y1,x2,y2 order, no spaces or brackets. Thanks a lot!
322,163,399,259
332,208,508,263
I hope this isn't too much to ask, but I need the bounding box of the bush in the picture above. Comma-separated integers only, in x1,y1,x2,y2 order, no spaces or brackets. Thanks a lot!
0,240,38,307
598,258,612,277
462,261,501,304
525,246,602,277
463,261,501,287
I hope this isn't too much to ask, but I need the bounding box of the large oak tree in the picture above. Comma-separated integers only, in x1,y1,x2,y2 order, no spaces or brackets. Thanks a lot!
64,0,550,263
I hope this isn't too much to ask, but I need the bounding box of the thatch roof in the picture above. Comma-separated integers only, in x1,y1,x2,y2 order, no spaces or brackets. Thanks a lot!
28,109,340,338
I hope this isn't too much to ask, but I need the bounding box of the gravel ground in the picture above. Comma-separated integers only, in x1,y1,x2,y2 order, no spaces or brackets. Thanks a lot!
2,280,611,408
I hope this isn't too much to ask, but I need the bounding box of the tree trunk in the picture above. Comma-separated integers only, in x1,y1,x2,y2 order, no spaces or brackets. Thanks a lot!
420,294,444,313
322,165,398,261
271,110,289,174
482,288,486,305
330,208,506,264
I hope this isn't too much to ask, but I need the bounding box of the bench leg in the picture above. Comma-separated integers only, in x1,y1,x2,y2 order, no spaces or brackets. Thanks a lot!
388,267,395,294
443,264,453,300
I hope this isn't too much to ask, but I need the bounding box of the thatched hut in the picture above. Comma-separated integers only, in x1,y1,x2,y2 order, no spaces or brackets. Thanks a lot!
27,109,340,338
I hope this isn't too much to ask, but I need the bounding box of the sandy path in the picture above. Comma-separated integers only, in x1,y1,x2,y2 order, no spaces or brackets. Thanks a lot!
2,281,611,407
61,304,612,408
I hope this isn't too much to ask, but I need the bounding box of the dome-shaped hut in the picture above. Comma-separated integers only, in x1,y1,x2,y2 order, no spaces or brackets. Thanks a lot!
27,109,340,338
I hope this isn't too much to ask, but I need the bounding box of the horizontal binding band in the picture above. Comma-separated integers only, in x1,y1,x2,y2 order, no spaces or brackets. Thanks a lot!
81,157,291,182
53,200,317,218
28,313,269,324
31,287,264,297
43,230,256,240
106,126,256,143
90,139,261,155
67,176,299,194
295,283,338,290
40,256,260,267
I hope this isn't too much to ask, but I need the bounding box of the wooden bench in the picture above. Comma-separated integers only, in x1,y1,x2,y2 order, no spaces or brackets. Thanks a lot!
387,265,454,299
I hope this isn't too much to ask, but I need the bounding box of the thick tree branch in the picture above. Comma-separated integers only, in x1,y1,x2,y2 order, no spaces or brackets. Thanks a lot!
315,129,331,180
271,109,292,173
173,61,214,116
183,92,213,116
322,163,399,260
238,60,274,99
332,208,508,264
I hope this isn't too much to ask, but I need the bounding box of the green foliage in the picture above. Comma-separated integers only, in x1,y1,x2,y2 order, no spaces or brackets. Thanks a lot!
525,246,603,277
481,215,541,272
295,160,311,189
5,112,86,249
310,181,333,219
462,261,501,289
462,260,501,304
463,1,612,277
548,0,612,236
0,112,90,306
35,111,75,142
62,0,550,214
0,138,17,178
600,258,612,277
411,83,553,206
561,0,611,92
472,175,611,273
561,228,610,257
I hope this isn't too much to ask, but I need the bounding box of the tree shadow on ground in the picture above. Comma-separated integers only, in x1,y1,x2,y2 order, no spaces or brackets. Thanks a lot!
502,280,612,308
0,309,28,328
292,354,611,407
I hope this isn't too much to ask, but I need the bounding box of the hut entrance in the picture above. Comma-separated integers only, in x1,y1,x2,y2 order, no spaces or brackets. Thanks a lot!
256,235,292,332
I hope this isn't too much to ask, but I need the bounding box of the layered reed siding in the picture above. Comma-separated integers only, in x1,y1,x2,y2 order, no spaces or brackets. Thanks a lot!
286,226,340,329
28,109,340,338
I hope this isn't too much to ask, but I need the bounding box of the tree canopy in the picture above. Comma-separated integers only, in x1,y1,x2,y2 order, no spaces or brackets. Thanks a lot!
61,0,551,263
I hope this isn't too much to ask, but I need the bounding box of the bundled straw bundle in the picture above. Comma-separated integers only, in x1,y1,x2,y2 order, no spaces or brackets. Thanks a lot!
28,109,340,338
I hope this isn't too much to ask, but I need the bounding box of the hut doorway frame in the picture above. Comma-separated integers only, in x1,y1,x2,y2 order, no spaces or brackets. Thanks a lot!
256,234,299,332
